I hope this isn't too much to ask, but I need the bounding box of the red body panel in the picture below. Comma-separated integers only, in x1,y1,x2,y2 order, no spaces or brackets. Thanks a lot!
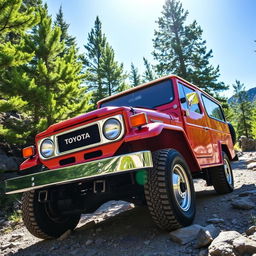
20,75,235,174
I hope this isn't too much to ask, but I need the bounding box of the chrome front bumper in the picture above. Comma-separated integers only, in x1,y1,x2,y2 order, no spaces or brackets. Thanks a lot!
5,151,153,194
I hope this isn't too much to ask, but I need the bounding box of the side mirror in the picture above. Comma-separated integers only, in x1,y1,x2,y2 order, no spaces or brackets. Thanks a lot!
186,92,199,107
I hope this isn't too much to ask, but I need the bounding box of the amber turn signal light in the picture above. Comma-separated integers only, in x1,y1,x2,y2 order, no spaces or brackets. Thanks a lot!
130,113,148,127
22,146,35,158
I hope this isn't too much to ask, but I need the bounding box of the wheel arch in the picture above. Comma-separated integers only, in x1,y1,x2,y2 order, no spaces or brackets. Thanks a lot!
118,128,201,173
221,144,232,161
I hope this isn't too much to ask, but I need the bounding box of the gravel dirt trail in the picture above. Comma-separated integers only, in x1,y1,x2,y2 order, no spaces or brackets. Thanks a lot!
0,152,255,256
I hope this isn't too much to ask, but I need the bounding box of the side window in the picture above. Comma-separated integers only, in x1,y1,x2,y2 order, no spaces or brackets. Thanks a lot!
178,83,201,114
202,95,225,121
178,83,188,110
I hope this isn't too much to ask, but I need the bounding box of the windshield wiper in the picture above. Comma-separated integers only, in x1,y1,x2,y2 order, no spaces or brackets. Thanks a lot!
133,106,156,110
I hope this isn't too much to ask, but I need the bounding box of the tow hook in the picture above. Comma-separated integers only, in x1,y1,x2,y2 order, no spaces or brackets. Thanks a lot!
38,190,48,203
93,180,106,193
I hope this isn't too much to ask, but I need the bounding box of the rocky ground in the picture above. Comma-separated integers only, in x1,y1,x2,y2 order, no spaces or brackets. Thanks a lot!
0,152,255,256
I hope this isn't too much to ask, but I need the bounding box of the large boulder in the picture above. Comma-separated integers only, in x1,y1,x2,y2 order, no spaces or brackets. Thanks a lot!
209,231,256,256
231,197,255,210
169,224,203,245
169,224,220,246
195,224,220,248
0,148,22,172
239,136,256,151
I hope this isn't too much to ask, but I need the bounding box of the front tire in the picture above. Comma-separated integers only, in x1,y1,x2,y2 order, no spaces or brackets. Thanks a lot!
144,149,196,231
22,190,81,239
211,152,234,194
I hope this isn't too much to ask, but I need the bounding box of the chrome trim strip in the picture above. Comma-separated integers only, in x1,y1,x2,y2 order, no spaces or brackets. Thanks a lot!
38,114,125,160
5,151,153,195
150,119,164,123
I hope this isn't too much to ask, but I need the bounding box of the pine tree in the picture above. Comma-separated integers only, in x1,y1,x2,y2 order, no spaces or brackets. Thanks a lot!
0,0,38,68
142,57,156,82
0,7,91,145
232,80,253,138
0,0,39,145
99,43,127,96
252,107,256,139
84,16,127,105
54,5,76,53
83,16,107,105
130,63,141,86
152,0,227,95
22,0,42,8
0,0,37,35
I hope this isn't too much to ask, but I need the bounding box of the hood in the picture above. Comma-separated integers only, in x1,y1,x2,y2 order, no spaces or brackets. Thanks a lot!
36,106,127,138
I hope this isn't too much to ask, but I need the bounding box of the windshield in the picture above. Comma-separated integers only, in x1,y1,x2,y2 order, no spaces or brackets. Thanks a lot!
100,79,174,109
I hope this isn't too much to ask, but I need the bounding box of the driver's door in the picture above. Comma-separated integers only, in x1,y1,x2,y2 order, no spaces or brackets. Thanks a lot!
178,82,213,159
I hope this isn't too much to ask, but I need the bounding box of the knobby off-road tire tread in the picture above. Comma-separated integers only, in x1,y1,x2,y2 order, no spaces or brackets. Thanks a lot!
211,152,234,194
144,149,182,231
22,190,52,239
22,190,80,239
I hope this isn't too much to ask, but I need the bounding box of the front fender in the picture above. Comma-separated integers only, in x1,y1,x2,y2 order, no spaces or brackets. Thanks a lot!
20,155,41,171
124,123,201,173
125,123,184,142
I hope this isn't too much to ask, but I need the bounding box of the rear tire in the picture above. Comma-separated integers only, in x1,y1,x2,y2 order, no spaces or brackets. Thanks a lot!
144,149,196,231
211,152,234,194
22,190,80,239
227,122,236,145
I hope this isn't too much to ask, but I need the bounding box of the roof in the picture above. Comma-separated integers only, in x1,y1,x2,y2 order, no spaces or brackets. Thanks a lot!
97,74,220,106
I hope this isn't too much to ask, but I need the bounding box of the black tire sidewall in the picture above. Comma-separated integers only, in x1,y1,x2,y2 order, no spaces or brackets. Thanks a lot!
164,150,196,225
228,122,236,145
22,190,80,239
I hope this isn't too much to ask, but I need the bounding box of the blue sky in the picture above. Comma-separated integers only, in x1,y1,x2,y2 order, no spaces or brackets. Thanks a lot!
46,0,256,94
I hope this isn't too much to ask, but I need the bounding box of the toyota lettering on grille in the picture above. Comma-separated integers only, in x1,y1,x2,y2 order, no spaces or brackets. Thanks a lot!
57,124,101,153
65,133,90,145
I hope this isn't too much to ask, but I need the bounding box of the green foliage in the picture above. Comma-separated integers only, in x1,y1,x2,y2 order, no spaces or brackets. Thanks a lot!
99,42,127,96
251,215,256,225
129,62,141,87
251,105,256,139
0,183,20,215
152,0,227,96
8,210,22,223
0,0,38,68
231,80,253,138
0,0,38,35
83,16,127,106
83,16,107,105
0,6,92,145
54,5,76,55
142,57,156,82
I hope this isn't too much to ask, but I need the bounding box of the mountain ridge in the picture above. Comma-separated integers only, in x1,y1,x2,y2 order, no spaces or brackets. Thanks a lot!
228,86,256,104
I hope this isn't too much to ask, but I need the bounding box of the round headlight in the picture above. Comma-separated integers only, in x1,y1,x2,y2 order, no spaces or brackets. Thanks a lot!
40,139,55,158
103,118,122,140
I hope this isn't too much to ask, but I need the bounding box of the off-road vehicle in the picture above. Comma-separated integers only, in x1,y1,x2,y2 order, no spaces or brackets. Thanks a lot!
5,75,237,239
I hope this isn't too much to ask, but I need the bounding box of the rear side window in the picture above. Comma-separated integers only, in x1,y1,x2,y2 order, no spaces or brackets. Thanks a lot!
202,95,225,122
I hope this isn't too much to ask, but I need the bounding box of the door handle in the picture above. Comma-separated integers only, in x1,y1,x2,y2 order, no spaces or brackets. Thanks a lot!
204,127,209,131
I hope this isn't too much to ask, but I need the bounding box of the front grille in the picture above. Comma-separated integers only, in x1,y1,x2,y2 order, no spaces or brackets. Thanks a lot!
84,150,102,160
59,157,76,166
57,124,101,153
38,114,124,160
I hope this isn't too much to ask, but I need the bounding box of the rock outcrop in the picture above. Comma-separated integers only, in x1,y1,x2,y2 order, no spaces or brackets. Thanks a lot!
209,228,256,256
239,136,256,151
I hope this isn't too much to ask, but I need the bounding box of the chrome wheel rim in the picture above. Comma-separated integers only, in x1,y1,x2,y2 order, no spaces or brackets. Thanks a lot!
172,164,191,212
224,159,232,185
